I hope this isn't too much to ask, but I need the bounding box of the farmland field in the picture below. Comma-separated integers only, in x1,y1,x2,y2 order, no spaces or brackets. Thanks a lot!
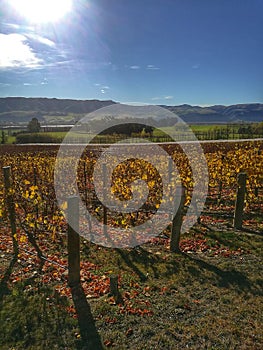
0,140,262,349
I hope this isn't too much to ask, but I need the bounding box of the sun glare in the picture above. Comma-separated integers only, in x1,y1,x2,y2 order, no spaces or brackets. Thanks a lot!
9,0,72,23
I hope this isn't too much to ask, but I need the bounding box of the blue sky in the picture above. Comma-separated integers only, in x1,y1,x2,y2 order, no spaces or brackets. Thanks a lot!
0,0,262,105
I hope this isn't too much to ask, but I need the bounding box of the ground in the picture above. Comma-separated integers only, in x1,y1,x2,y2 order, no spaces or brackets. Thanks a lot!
0,222,262,349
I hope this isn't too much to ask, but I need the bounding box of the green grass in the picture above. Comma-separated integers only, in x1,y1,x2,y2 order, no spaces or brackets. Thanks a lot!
1,228,262,349
0,282,82,350
43,131,68,139
190,124,232,132
4,135,16,144
88,230,262,349
2,122,261,144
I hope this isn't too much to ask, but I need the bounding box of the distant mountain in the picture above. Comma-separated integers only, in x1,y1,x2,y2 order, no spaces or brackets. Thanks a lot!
0,97,116,124
0,97,262,125
162,103,263,123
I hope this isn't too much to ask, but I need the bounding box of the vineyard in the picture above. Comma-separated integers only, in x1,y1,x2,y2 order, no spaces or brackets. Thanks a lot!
0,140,262,349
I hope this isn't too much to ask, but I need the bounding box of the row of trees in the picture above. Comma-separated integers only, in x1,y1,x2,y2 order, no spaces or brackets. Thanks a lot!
1,118,263,144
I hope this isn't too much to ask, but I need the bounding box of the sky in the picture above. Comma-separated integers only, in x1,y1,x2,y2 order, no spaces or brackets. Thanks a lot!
0,0,262,106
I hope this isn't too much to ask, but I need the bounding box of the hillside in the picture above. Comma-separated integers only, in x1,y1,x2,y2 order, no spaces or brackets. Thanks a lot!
0,97,116,125
0,97,262,125
163,103,263,123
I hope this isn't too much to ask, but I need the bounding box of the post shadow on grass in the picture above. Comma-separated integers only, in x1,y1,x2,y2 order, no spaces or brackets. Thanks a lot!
67,196,103,350
239,226,263,236
0,256,17,301
115,246,163,280
70,283,103,350
180,251,258,293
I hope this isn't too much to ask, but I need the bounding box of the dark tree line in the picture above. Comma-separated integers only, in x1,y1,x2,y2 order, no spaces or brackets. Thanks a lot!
99,123,154,136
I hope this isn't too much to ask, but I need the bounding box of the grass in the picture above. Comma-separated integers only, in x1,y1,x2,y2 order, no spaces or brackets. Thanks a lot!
87,229,262,349
1,228,262,349
1,122,261,144
0,282,80,350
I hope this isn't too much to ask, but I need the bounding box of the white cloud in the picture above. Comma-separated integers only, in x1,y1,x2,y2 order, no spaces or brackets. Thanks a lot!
147,64,160,70
25,33,56,47
95,84,110,91
0,33,42,69
120,101,149,106
41,78,48,85
130,65,140,69
151,95,174,101
192,63,200,69
2,22,21,30
3,22,35,32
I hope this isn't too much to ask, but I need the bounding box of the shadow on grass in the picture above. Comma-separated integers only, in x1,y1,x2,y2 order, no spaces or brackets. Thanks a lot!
115,243,261,296
0,255,17,302
240,226,263,236
70,283,103,350
181,251,261,294
207,229,262,253
116,247,165,280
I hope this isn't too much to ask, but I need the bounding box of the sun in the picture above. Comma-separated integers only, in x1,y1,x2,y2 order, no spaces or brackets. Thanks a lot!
9,0,72,23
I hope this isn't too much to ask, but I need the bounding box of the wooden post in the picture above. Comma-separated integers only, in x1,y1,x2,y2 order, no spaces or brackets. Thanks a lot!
102,163,107,235
168,158,174,221
83,161,88,206
109,274,122,303
109,275,119,296
233,173,247,229
3,166,19,257
170,186,186,253
168,158,173,182
67,196,80,287
33,166,39,219
217,154,225,203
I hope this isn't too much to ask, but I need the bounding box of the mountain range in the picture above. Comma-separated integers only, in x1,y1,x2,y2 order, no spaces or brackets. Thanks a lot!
0,97,262,125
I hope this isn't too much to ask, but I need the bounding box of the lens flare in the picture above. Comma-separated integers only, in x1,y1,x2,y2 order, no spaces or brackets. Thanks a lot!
9,0,72,23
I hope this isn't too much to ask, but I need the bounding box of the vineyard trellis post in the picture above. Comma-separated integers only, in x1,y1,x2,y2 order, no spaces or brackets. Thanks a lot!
109,274,122,303
170,186,186,253
102,163,107,236
33,166,39,219
67,196,80,287
3,166,19,257
233,172,247,229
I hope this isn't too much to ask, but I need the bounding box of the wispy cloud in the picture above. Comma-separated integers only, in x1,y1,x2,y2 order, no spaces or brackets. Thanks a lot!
94,83,110,94
0,33,43,69
0,83,11,86
151,95,174,101
101,86,110,94
129,65,140,69
146,64,160,70
192,63,200,69
3,22,34,31
121,101,149,106
41,78,48,85
0,31,84,72
25,33,56,47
